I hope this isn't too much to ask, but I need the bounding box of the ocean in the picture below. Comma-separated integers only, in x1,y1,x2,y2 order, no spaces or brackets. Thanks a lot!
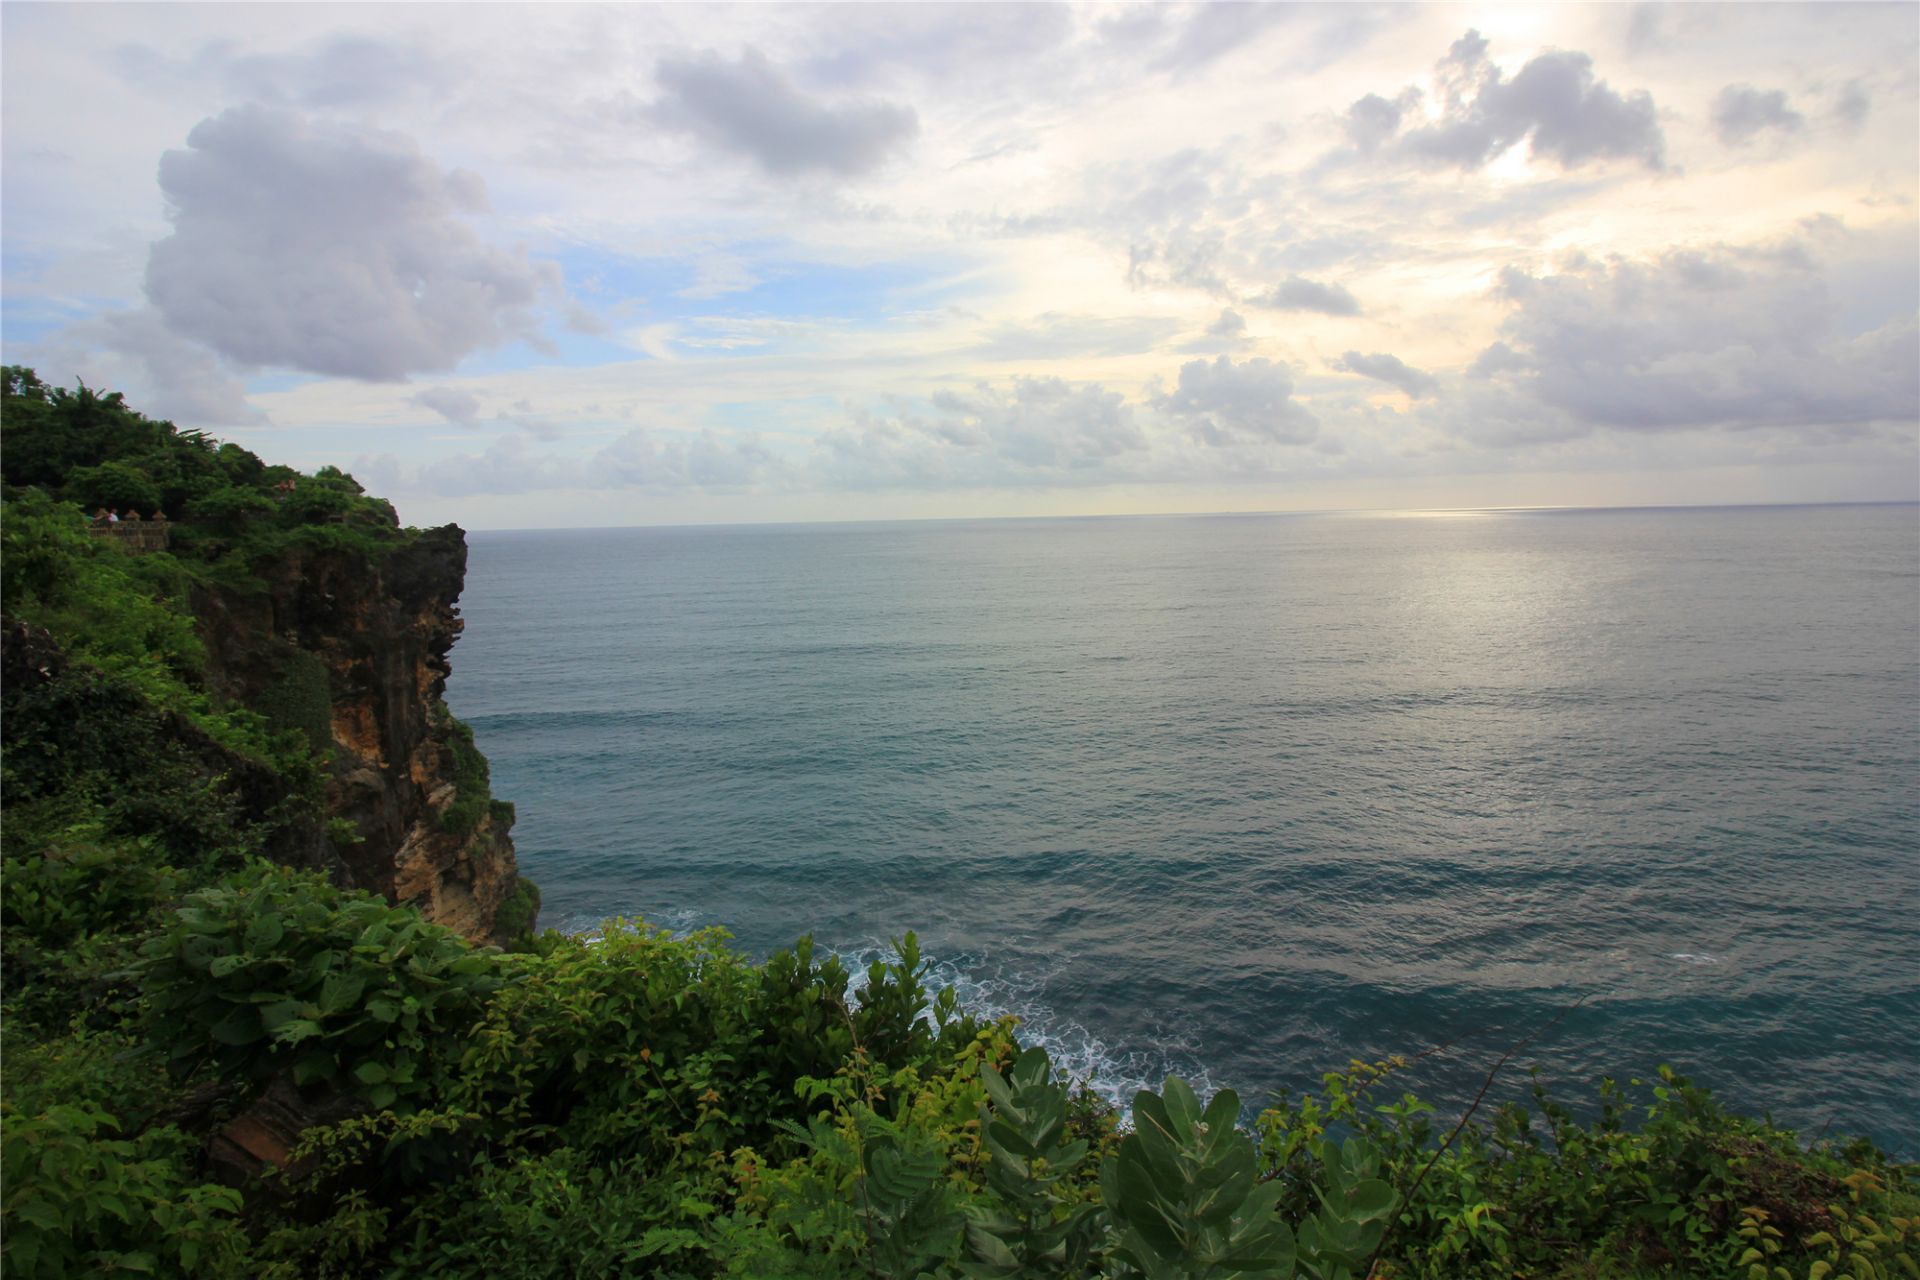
446,504,1920,1155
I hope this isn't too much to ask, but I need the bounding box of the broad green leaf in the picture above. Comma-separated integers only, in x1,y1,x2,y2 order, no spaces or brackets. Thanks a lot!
245,913,284,951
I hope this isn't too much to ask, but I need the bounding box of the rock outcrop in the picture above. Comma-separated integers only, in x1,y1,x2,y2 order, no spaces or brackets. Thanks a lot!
194,525,525,944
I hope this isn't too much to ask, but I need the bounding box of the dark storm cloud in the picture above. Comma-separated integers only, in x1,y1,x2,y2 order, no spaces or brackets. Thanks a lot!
1359,30,1665,171
1158,355,1317,446
653,47,918,178
1331,350,1438,399
1711,85,1804,146
1467,242,1919,436
145,105,556,381
1250,275,1362,316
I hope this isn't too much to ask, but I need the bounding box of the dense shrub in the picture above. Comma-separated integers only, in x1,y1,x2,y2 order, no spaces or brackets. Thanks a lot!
1,1103,250,1280
140,866,504,1109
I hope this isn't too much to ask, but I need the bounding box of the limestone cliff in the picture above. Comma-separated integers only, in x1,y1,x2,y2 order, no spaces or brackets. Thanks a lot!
193,525,527,944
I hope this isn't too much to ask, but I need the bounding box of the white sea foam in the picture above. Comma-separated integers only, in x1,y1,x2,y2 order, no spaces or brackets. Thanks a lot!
1668,952,1720,965
834,940,1216,1117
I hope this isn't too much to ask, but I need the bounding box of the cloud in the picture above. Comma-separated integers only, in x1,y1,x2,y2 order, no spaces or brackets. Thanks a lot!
1151,3,1294,72
802,4,1074,90
1250,275,1361,316
678,251,761,300
973,312,1179,360
1332,350,1438,398
39,307,260,426
1711,85,1803,146
813,377,1148,489
398,434,586,498
145,105,557,381
499,410,566,442
1344,92,1410,153
1158,356,1317,446
1833,79,1872,130
413,387,482,424
653,47,918,178
362,425,782,497
1464,238,1919,439
1177,308,1249,355
120,35,455,110
1360,30,1665,171
1207,308,1247,339
594,428,782,489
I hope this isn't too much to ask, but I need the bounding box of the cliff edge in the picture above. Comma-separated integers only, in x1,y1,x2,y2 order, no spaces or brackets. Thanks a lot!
193,526,525,944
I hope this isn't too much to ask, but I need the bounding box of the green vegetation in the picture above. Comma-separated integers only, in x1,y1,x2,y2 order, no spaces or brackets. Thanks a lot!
3,372,1915,1277
437,715,495,837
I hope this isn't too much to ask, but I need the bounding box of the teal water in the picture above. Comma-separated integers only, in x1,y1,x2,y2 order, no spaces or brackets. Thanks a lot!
447,505,1920,1153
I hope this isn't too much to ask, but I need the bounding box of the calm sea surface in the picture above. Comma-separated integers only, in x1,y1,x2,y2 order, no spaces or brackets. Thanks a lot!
446,506,1920,1153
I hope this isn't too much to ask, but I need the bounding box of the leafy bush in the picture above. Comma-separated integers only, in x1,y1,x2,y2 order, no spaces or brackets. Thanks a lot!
1,825,180,1024
0,1103,249,1280
62,460,162,515
961,1046,1107,1277
388,1148,717,1278
1102,1075,1297,1279
493,876,541,945
438,716,495,836
140,866,504,1109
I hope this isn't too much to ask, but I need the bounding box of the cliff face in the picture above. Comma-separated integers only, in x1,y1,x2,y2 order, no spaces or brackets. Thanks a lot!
194,525,523,944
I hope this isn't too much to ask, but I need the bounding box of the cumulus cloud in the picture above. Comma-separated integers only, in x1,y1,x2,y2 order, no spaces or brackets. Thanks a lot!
1207,308,1247,339
1711,85,1803,146
653,47,918,178
1177,307,1249,355
594,427,781,489
1158,356,1317,446
1464,239,1919,439
1344,91,1411,152
402,434,585,498
1358,30,1665,171
145,105,556,381
1332,350,1438,398
413,387,482,424
813,377,1148,489
1251,275,1362,316
39,307,260,426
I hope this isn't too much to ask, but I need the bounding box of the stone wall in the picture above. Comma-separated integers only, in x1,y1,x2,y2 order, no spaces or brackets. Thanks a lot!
87,518,172,552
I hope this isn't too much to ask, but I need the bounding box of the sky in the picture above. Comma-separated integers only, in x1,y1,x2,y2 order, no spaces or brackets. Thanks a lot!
3,2,1916,529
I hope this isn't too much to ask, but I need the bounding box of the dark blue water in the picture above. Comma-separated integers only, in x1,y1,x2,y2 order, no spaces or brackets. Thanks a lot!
446,505,1920,1154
